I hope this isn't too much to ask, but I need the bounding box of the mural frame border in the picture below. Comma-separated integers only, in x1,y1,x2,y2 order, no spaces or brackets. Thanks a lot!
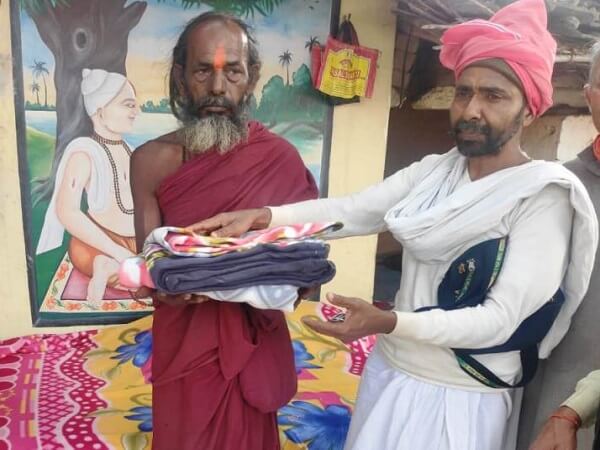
11,0,341,327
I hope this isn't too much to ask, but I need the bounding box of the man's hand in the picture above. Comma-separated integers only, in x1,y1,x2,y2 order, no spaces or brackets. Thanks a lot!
529,406,580,450
302,293,397,343
186,208,272,237
294,286,319,309
131,286,210,306
155,292,211,306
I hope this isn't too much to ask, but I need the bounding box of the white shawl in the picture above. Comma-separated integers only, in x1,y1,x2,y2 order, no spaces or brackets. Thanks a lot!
36,137,118,254
384,148,598,358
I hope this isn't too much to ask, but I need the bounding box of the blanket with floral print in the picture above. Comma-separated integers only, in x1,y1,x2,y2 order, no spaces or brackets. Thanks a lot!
0,301,374,450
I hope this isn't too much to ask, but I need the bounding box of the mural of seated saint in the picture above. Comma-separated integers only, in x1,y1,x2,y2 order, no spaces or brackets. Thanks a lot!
15,0,336,325
36,68,140,305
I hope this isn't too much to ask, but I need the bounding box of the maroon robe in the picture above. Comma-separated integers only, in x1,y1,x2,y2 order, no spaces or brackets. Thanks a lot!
152,121,318,450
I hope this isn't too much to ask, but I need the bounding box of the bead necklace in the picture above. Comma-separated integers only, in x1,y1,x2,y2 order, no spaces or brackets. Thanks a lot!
92,133,134,215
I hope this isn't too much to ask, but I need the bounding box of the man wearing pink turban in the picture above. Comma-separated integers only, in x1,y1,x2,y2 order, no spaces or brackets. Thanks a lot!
439,0,556,118
188,1,597,449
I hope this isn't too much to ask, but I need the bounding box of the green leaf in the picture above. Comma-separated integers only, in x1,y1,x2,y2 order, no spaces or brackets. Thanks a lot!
121,432,149,450
168,0,287,18
23,0,288,17
286,320,303,335
118,328,140,344
318,348,336,363
87,408,123,417
105,364,122,380
84,348,113,358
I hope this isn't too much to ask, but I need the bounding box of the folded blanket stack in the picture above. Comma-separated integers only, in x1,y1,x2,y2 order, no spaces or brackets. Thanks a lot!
119,223,342,311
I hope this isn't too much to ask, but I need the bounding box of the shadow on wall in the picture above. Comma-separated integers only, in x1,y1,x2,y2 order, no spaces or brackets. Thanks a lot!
373,104,454,303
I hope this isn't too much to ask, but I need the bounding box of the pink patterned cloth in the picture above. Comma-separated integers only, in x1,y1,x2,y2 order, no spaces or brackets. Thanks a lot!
0,332,108,450
148,222,342,257
119,222,342,290
439,0,556,117
0,300,371,450
320,304,376,376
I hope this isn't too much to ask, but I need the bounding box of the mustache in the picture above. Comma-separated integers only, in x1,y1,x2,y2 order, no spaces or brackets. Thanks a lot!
450,120,491,138
194,96,237,111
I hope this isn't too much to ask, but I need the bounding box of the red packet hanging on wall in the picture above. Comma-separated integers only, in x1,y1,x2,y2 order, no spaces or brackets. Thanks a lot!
310,15,379,103
315,36,378,99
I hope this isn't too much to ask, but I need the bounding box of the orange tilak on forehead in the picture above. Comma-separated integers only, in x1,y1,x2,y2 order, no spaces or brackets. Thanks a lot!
213,45,226,70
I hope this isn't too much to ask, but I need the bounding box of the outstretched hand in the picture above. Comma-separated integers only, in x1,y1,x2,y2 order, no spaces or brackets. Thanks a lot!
186,208,272,237
302,293,397,343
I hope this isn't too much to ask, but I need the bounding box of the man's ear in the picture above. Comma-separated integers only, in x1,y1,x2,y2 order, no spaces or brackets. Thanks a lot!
584,83,592,113
247,63,261,94
523,106,535,127
173,63,186,98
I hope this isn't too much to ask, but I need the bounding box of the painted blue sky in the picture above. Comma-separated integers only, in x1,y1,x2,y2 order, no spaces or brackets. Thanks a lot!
19,0,333,103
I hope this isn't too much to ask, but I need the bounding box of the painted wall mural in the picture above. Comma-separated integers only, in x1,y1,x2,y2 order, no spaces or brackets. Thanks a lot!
11,0,338,326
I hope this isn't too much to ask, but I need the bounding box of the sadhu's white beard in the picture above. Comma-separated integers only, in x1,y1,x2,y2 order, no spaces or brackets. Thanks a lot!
179,114,249,155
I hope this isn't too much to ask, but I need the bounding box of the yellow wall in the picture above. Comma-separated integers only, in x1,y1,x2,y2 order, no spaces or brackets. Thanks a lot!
0,0,395,339
0,0,42,338
322,0,396,301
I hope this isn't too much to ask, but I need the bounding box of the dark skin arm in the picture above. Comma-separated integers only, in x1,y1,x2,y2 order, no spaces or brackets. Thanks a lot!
301,292,397,343
529,406,580,450
130,135,209,306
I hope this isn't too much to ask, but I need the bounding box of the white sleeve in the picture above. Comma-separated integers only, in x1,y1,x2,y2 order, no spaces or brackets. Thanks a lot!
390,184,574,348
269,155,438,238
563,369,600,427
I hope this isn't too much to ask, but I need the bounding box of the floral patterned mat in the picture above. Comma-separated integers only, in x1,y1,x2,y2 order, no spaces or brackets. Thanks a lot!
39,253,153,315
0,301,373,450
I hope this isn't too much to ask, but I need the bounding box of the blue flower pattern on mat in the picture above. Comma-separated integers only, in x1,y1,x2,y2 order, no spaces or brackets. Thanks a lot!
125,406,153,432
293,340,321,374
278,401,351,450
112,330,152,367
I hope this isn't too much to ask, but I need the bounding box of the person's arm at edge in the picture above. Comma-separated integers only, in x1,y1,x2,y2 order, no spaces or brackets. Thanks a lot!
529,371,600,450
562,369,600,428
189,155,440,237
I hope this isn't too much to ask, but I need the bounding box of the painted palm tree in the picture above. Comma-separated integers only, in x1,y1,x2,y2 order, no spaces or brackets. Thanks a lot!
30,60,49,107
305,36,320,51
20,0,289,203
30,81,41,105
279,50,293,86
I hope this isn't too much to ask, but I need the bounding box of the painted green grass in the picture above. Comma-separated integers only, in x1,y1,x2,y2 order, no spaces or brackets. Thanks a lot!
26,126,54,181
24,127,66,306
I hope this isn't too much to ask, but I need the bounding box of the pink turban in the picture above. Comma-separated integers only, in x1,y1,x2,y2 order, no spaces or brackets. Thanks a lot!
439,0,557,117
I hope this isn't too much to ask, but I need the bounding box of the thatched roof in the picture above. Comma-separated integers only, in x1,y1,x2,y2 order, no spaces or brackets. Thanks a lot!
392,0,600,58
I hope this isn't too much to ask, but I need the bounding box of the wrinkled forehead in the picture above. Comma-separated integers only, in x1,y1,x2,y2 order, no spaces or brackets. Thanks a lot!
456,65,523,95
186,20,249,65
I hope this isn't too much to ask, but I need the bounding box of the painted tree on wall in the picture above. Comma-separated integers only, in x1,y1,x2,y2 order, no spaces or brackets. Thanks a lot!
279,50,293,86
30,59,49,107
30,81,40,105
305,36,320,51
20,0,288,203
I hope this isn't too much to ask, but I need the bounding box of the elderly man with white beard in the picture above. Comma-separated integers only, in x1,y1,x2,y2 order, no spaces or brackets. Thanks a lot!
130,11,318,450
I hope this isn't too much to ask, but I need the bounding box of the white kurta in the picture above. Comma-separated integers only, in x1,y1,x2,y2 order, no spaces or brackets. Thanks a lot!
268,148,598,449
345,348,511,450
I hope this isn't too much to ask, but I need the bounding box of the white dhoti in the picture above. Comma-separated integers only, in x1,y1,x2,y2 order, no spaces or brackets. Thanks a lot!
345,347,512,450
